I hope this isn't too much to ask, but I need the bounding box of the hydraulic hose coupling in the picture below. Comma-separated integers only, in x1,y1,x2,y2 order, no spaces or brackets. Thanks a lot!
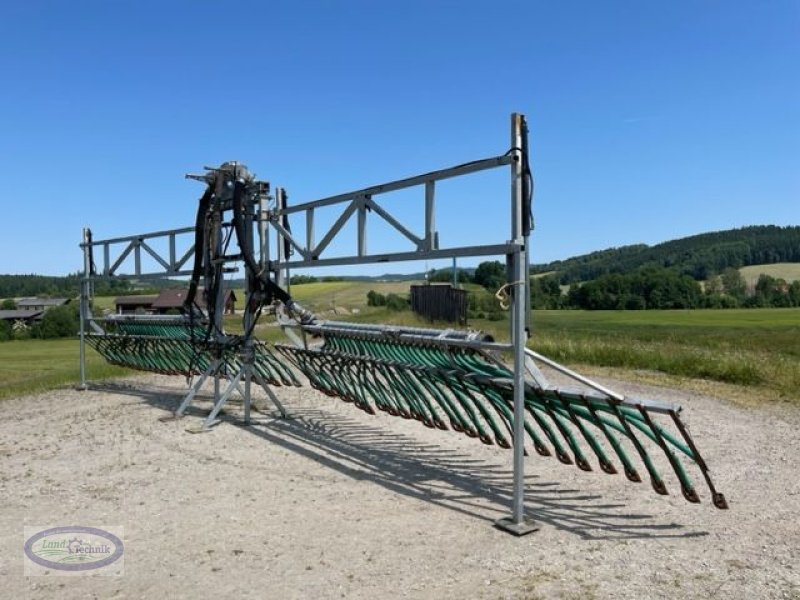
212,161,254,199
286,300,316,325
186,161,254,199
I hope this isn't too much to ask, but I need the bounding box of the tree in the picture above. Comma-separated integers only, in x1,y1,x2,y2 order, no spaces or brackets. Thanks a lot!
530,275,563,309
704,276,722,296
36,305,79,339
623,295,644,310
428,267,473,284
12,320,31,340
1,298,16,310
474,261,506,291
720,268,746,300
0,319,11,341
384,293,408,311
290,275,318,285
366,290,386,306
563,267,703,310
753,274,791,308
789,281,800,307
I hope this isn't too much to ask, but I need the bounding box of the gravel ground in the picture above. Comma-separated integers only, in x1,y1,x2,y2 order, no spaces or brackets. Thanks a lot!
1,372,798,599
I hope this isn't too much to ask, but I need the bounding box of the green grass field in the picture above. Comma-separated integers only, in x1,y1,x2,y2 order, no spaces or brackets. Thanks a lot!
0,339,131,400
1,283,798,403
528,309,800,401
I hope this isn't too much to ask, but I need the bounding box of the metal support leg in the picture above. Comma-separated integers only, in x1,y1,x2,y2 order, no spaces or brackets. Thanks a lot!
172,360,220,417
244,367,253,425
198,369,245,430
242,367,252,424
253,371,288,417
78,228,91,391
78,279,87,390
496,113,538,536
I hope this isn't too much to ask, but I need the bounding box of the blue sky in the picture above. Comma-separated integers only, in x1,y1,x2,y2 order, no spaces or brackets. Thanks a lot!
0,1,797,277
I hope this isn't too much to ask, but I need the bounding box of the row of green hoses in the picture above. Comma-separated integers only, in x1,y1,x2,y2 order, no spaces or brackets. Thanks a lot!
277,334,726,508
86,335,300,387
115,322,208,339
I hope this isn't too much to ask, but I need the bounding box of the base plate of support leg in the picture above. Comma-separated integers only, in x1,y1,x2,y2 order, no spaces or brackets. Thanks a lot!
159,412,185,422
494,516,539,536
185,418,222,434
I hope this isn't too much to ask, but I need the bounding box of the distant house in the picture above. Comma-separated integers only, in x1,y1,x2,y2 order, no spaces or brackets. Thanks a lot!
16,297,71,312
0,309,44,324
113,295,158,315
152,288,237,315
114,288,236,316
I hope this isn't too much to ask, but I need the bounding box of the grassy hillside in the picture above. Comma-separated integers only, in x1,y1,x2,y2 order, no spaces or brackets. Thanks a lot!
532,225,800,283
740,263,800,286
280,280,418,312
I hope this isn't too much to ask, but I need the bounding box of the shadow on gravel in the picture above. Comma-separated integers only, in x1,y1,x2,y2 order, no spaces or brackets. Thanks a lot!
94,380,710,541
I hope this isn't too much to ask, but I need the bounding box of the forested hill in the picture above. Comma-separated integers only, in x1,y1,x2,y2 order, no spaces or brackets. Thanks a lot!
0,274,132,298
532,225,800,284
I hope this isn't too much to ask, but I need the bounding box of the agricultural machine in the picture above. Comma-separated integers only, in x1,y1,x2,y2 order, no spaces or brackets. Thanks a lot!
79,114,727,535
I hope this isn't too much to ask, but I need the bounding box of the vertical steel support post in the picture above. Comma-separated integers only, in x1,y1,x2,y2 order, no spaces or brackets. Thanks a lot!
242,197,255,424
260,193,269,272
357,196,367,257
306,208,314,251
495,113,538,535
424,181,436,250
212,210,224,406
275,188,288,289
78,228,91,390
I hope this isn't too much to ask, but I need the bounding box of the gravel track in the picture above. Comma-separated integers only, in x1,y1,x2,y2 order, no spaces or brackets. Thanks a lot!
1,372,798,599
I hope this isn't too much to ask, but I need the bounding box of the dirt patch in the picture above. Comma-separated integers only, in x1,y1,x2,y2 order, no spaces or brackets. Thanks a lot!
1,372,798,599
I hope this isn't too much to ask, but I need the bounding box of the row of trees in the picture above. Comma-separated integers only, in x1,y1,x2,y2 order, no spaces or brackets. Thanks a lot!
289,275,346,285
528,268,800,310
468,261,800,310
0,274,133,298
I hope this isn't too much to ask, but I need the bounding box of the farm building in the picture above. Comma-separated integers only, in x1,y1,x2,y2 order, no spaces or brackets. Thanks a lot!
114,288,236,315
16,297,71,311
114,295,158,315
0,309,44,324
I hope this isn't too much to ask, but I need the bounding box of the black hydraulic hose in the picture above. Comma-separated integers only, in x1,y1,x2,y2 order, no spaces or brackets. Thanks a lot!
86,229,96,276
183,184,214,374
280,189,293,258
185,185,213,310
232,180,290,305
520,115,533,237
